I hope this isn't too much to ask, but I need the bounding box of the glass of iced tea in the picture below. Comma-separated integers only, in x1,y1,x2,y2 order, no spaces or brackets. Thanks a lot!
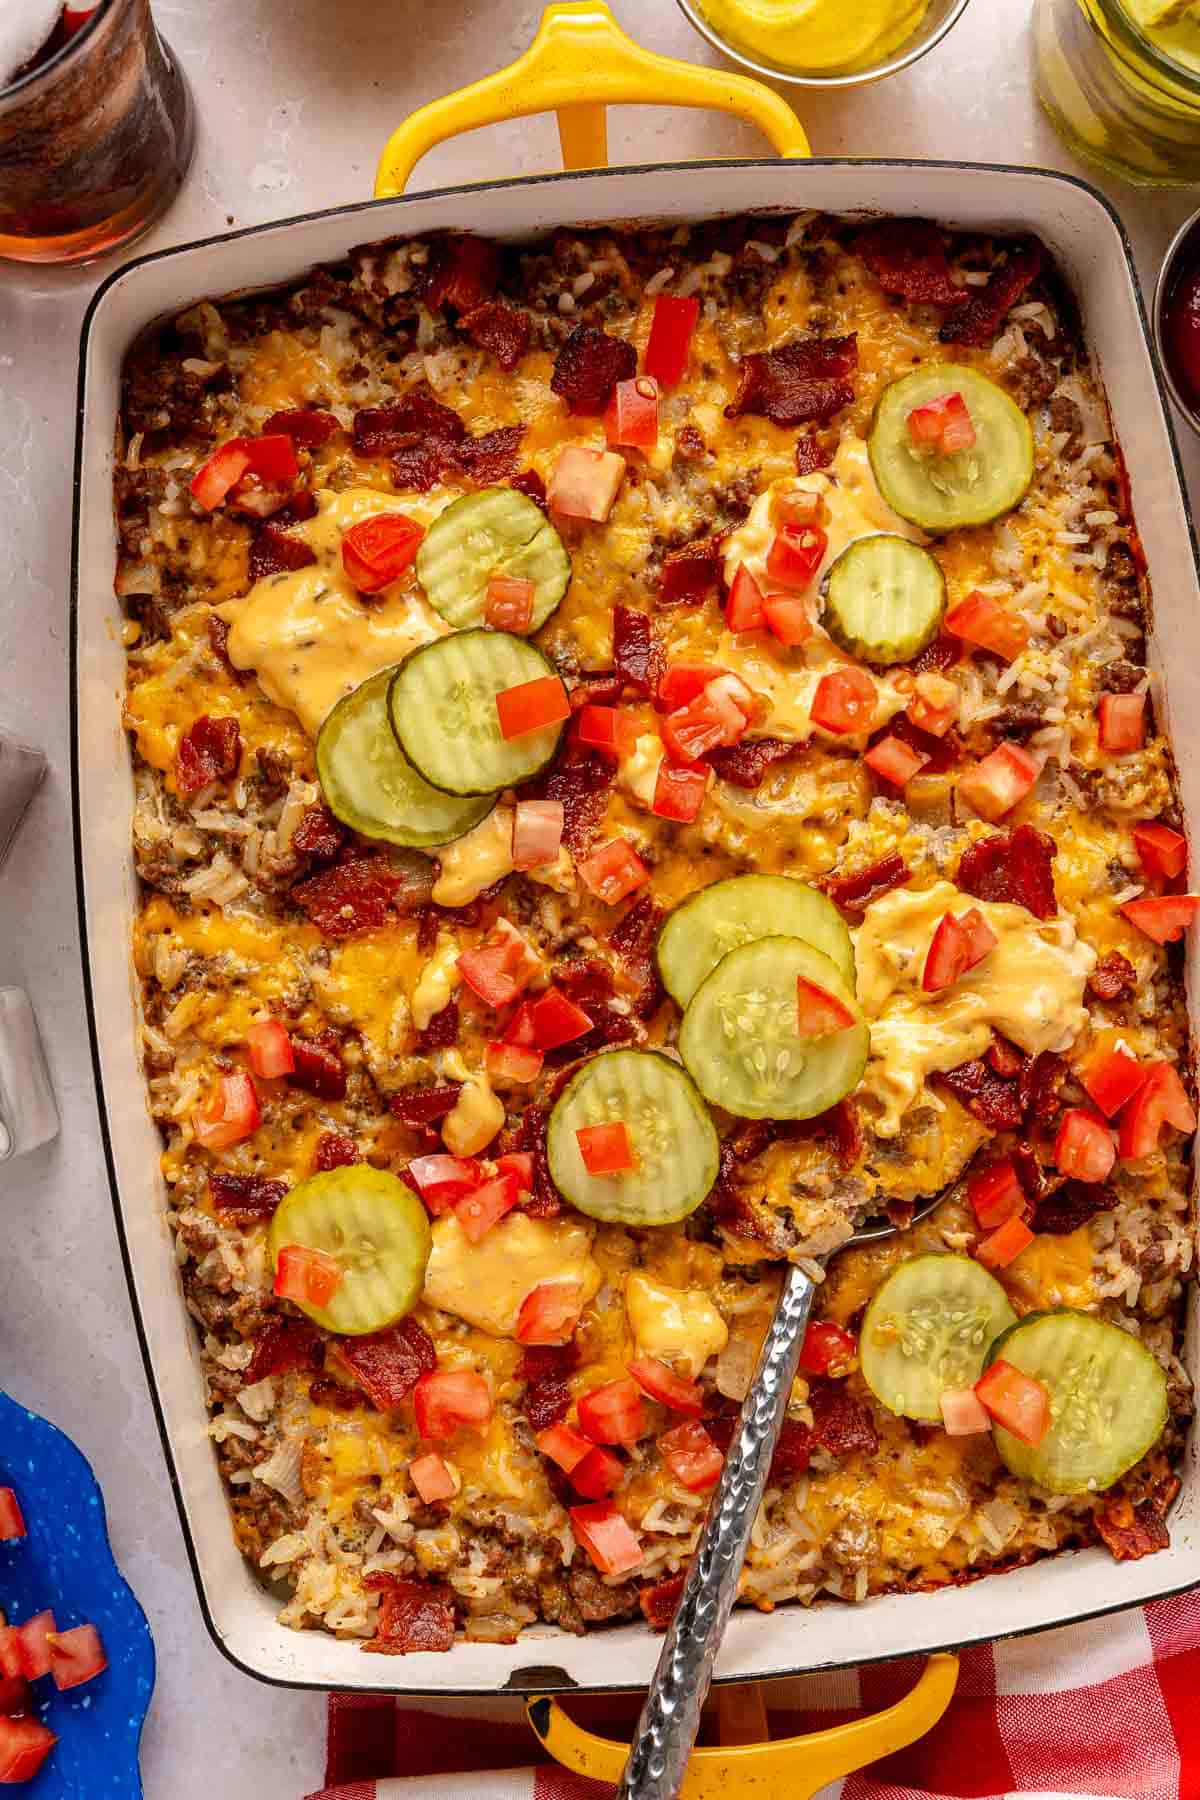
0,0,194,264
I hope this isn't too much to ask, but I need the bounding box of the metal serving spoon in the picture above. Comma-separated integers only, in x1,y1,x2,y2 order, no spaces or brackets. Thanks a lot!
618,1194,941,1800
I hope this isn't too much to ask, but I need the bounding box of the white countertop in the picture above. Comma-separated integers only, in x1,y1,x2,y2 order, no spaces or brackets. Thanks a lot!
0,1,1197,1793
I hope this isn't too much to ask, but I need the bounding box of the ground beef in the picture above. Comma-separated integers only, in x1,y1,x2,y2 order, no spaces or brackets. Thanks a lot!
567,1568,638,1623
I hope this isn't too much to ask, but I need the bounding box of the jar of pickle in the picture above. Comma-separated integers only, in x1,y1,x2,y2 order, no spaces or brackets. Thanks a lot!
1034,0,1200,186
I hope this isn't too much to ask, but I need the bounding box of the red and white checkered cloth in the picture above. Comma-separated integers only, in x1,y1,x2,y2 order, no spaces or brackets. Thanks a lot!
308,1588,1200,1800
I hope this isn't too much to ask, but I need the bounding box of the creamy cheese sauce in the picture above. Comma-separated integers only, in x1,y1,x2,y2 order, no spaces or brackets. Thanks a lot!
423,1213,603,1337
624,1272,729,1376
430,806,515,906
854,880,1096,1135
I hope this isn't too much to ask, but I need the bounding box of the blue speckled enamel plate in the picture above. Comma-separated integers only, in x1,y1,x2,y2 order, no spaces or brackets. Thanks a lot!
0,1393,154,1796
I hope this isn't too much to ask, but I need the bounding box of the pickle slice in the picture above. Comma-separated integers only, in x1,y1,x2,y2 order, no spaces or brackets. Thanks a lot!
389,629,566,796
860,1254,1018,1422
317,669,493,848
415,487,571,633
655,874,855,1008
822,535,946,665
869,365,1034,532
546,1048,719,1226
267,1167,432,1336
678,936,868,1121
983,1309,1169,1494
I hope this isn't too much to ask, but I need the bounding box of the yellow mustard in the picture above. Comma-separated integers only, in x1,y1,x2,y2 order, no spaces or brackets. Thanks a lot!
696,0,930,73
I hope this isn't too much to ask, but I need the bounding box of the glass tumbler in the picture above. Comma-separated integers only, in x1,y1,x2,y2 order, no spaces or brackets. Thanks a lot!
0,0,194,264
1034,0,1200,186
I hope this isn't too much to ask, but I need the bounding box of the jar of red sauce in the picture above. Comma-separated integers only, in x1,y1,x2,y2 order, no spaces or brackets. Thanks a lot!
1155,211,1200,432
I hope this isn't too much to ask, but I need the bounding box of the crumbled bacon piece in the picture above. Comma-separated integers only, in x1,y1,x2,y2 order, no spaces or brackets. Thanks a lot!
414,1000,460,1055
987,1036,1026,1079
804,1098,863,1171
207,612,237,673
341,1318,437,1410
353,386,466,459
936,1057,1026,1130
244,1318,320,1385
856,219,962,308
639,1573,686,1630
521,1340,578,1430
1094,1495,1170,1562
569,674,624,712
314,1132,359,1172
415,234,501,314
291,804,345,862
208,1173,286,1219
554,958,615,1005
706,737,801,791
308,1378,361,1412
794,434,833,475
1009,1140,1045,1203
272,490,320,526
459,301,530,371
550,324,637,415
248,521,317,582
912,632,960,675
510,468,547,510
1032,1179,1112,1235
725,334,857,426
293,855,403,938
940,238,1044,346
389,1084,463,1127
875,713,960,776
455,423,524,485
956,825,1057,920
658,540,723,605
824,853,910,915
502,1103,560,1218
288,1029,347,1101
518,750,614,856
1089,951,1136,1003
1026,1050,1069,1129
612,606,665,697
390,442,444,493
809,1378,879,1458
263,408,340,447
608,894,666,1019
545,1004,639,1065
364,1574,455,1654
175,715,242,796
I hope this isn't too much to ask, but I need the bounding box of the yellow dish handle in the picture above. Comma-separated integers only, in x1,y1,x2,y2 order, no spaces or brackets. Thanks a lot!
526,1653,960,1800
374,1,810,198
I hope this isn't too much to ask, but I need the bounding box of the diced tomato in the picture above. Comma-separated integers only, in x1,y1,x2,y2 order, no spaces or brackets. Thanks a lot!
0,1716,57,1784
274,1244,342,1309
1080,1043,1147,1119
643,294,701,388
761,594,813,647
407,1155,482,1214
409,1452,458,1504
605,376,659,449
569,1501,643,1575
496,1151,534,1189
457,947,520,1009
189,440,252,510
944,591,1027,662
576,1122,635,1175
515,1281,585,1347
974,1359,1051,1445
659,1421,724,1492
627,1357,704,1416
1118,1061,1198,1160
193,1070,260,1150
528,987,594,1050
577,839,649,905
341,513,424,592
766,525,827,589
547,446,626,522
797,1321,857,1377
536,1423,592,1474
657,663,725,712
796,975,856,1037
576,705,640,759
0,1492,25,1544
512,799,564,870
14,1615,55,1683
908,671,959,737
46,1624,107,1694
975,1215,1035,1271
940,1388,991,1435
486,1041,544,1084
454,1173,519,1243
1098,690,1146,754
244,433,302,484
661,679,747,765
922,907,997,992
577,1378,647,1445
652,760,708,823
809,667,877,736
726,564,767,633
864,735,930,787
1133,823,1188,882
246,1018,294,1080
1054,1108,1116,1184
484,575,535,633
968,1159,1025,1230
413,1370,493,1440
571,1445,626,1500
1121,894,1200,945
958,742,1039,821
907,391,976,454
496,674,571,741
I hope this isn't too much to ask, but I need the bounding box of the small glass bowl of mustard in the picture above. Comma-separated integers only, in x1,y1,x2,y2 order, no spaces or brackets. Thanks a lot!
674,0,972,88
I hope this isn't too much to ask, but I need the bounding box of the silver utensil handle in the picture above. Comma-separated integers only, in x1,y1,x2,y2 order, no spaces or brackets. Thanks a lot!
617,1261,817,1800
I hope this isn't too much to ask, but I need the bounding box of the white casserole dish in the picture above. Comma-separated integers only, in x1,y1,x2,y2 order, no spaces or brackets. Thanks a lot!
71,156,1200,1695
